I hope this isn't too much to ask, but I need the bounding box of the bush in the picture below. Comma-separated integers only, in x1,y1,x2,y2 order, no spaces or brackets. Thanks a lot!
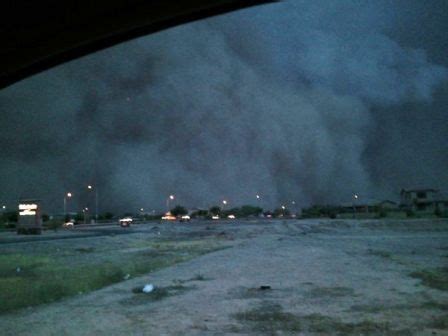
406,209,415,217
170,205,188,217
209,206,221,216
45,219,63,231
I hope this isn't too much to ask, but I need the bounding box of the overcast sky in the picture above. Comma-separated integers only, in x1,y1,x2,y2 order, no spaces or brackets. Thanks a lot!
1,0,447,214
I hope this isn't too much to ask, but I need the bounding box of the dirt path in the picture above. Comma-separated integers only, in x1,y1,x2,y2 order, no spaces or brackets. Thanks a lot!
1,219,448,335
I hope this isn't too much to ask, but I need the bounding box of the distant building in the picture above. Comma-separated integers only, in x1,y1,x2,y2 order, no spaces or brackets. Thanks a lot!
400,189,448,213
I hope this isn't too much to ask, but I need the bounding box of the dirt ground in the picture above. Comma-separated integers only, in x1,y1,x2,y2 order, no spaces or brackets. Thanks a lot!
1,219,448,335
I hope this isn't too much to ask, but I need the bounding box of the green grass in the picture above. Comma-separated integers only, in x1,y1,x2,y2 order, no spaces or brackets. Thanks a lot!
410,267,448,291
431,314,448,329
233,302,411,335
0,239,223,313
233,303,302,333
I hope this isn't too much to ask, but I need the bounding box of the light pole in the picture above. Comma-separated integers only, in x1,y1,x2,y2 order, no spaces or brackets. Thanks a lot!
87,185,99,222
63,192,72,219
83,207,89,224
353,194,358,218
166,195,175,212
222,200,227,211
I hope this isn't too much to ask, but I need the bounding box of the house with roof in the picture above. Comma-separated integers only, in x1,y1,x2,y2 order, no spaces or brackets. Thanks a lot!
400,188,448,213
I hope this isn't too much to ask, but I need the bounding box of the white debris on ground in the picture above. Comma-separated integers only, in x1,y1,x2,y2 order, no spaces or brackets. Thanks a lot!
142,284,154,293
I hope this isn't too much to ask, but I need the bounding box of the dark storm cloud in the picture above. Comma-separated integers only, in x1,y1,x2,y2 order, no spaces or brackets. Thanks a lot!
0,0,447,212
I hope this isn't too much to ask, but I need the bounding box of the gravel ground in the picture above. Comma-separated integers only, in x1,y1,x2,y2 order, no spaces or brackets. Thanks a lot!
1,219,447,335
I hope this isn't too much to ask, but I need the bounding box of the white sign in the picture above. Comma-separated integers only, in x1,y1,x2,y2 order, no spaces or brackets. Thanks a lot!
19,204,38,210
19,203,38,216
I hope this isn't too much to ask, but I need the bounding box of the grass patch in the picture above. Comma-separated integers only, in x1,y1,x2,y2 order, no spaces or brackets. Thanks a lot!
190,273,208,281
431,314,448,329
410,267,448,290
0,239,224,313
368,249,392,259
75,247,95,253
233,302,410,335
233,302,302,333
307,286,355,298
421,301,448,311
351,301,448,313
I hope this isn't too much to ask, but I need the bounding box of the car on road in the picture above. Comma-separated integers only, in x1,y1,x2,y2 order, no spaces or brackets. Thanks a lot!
119,217,133,227
162,212,176,221
63,220,75,228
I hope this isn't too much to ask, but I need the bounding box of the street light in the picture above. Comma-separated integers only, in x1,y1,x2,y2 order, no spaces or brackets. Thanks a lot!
166,195,175,212
222,200,227,211
63,192,72,219
256,195,260,200
87,185,99,222
83,207,89,224
353,193,358,218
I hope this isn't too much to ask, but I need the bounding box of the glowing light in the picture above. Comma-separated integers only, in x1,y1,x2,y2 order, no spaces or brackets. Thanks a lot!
19,204,37,210
212,215,220,220
227,214,235,219
222,200,227,205
162,212,176,220
87,185,92,189
2,205,5,209
256,195,260,199
169,195,175,200
67,192,72,198
281,205,286,210
354,194,359,199
19,210,36,216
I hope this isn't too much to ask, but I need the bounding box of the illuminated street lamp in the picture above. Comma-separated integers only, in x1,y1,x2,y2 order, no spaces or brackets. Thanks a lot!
166,195,175,212
222,200,227,211
353,193,359,218
256,195,260,200
63,192,72,219
87,185,99,222
83,207,89,224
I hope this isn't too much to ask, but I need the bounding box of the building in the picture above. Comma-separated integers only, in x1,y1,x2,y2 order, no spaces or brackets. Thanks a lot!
400,189,447,213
